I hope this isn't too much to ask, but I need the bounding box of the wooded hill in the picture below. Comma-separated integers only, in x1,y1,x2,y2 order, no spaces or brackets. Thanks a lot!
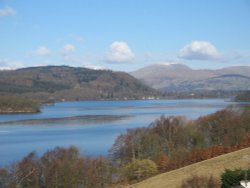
0,66,159,103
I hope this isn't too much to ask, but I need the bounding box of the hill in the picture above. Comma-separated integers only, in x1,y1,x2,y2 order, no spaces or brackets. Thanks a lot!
0,66,159,103
127,147,250,188
131,64,250,92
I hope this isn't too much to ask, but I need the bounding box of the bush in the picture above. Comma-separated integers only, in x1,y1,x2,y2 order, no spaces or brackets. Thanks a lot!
180,174,220,188
221,168,250,188
123,159,158,181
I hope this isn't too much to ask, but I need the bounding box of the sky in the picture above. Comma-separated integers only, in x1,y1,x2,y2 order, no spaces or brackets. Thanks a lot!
0,0,250,72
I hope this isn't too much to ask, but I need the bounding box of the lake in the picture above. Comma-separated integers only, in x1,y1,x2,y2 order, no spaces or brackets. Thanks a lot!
0,99,238,166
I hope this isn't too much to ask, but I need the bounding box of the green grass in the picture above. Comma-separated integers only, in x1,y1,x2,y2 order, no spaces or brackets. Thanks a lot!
127,147,250,188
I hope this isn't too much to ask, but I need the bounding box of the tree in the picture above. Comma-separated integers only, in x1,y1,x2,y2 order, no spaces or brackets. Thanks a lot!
241,106,250,131
87,157,112,188
12,152,40,188
221,168,250,188
152,116,186,156
139,132,164,161
235,91,250,102
170,148,189,168
39,146,80,187
156,153,170,171
0,168,14,188
197,109,245,147
109,128,150,165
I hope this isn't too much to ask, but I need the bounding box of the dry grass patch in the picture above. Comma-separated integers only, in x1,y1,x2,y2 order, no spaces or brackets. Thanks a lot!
126,147,250,188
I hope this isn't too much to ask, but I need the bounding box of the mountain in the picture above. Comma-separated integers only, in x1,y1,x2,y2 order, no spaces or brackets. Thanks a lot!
131,64,250,92
0,66,159,102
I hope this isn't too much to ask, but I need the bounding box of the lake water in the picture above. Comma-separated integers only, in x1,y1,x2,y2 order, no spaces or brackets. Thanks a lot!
0,99,237,166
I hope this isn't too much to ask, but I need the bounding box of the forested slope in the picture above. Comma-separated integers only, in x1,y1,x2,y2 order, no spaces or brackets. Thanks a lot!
0,66,159,103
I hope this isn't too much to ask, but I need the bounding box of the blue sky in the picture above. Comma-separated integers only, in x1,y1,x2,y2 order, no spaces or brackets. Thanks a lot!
0,0,250,71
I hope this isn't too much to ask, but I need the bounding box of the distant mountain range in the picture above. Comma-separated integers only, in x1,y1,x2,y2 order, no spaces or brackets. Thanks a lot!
131,64,250,92
0,66,159,102
1,65,249,102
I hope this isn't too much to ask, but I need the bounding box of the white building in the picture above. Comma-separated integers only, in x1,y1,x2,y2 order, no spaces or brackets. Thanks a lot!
240,181,250,188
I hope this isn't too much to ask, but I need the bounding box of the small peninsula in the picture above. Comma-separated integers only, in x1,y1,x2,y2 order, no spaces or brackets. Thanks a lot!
0,96,40,114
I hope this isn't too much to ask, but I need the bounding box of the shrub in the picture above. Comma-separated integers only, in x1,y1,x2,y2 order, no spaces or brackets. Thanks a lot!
221,168,250,188
180,174,220,188
123,159,158,181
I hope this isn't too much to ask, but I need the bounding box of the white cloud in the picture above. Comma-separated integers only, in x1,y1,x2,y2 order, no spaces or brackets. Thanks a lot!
0,58,23,70
105,41,135,63
178,41,220,60
62,44,75,55
0,7,16,17
35,46,52,56
61,44,76,62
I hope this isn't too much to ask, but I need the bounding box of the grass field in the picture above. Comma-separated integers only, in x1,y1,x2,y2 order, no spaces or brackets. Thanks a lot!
127,147,250,188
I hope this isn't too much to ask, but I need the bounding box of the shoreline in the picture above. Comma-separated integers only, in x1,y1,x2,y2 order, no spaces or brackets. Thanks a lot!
0,109,40,114
0,115,130,125
0,97,234,115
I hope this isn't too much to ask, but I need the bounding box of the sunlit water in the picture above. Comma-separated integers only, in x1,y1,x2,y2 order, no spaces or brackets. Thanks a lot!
0,99,238,166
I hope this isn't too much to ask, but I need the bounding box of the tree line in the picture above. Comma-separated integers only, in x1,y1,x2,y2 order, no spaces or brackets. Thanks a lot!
0,105,249,187
0,146,112,188
109,106,250,182
235,90,250,102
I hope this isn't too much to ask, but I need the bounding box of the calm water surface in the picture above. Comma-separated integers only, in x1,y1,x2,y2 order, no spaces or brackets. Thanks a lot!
0,99,236,165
